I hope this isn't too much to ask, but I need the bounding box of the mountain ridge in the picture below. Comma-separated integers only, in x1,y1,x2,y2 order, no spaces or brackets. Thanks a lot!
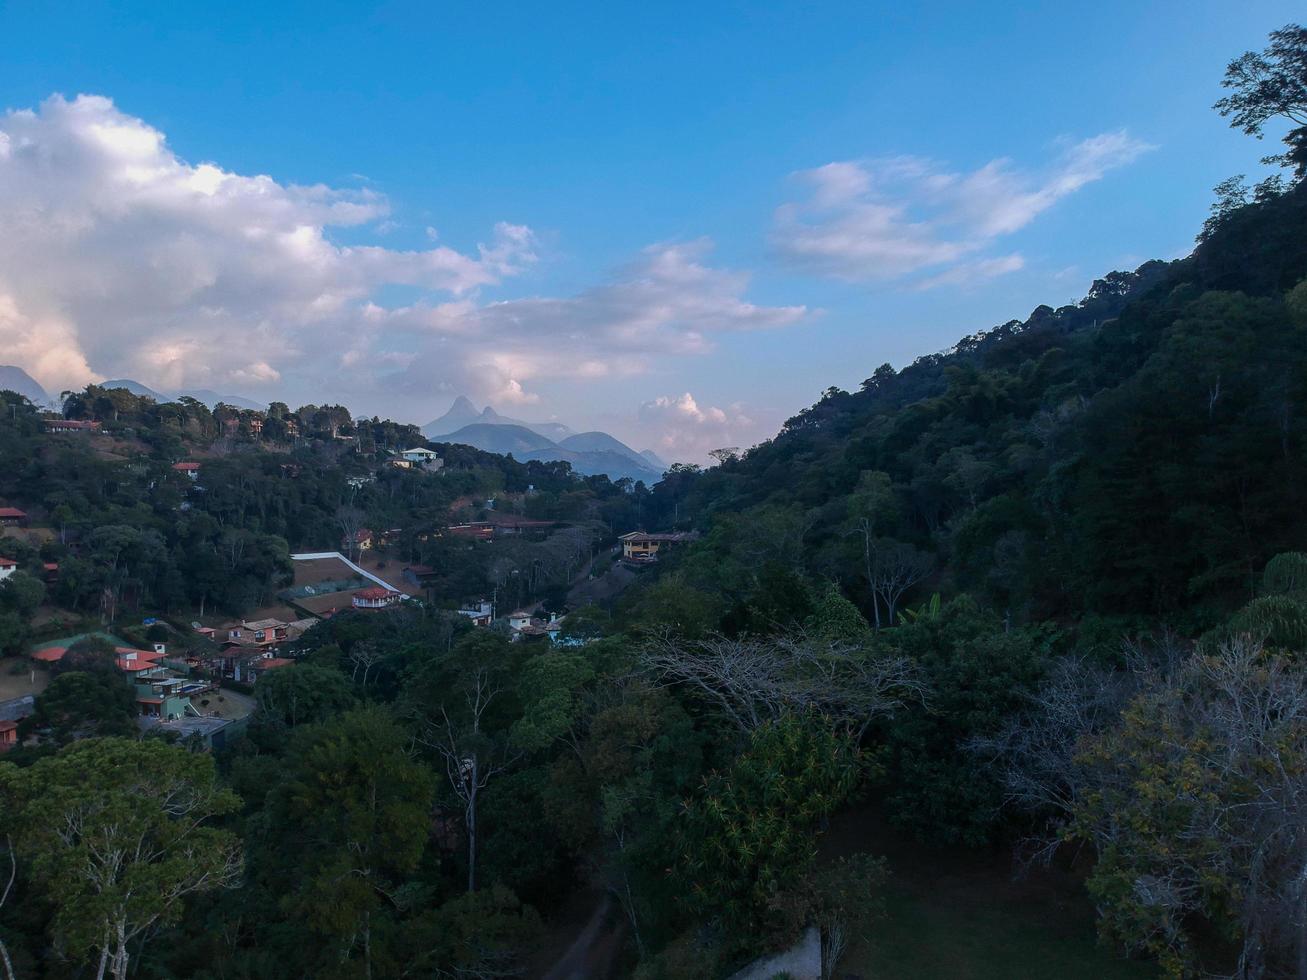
421,396,668,480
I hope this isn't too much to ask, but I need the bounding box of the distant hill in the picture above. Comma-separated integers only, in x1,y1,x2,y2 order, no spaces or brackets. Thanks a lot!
434,421,663,482
640,448,669,470
183,390,266,411
521,447,663,481
98,380,264,410
436,423,559,456
423,397,574,442
421,396,668,479
0,366,52,408
102,378,168,401
559,431,652,467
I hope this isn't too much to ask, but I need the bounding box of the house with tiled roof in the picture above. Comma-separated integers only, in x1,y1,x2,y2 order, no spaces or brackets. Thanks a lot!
352,586,405,610
0,507,27,526
0,557,16,583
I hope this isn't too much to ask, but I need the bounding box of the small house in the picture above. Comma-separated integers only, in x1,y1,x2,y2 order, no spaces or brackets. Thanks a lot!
352,587,405,610
618,530,700,563
457,600,493,627
43,418,101,434
0,720,18,752
172,462,201,481
0,557,16,582
0,507,28,527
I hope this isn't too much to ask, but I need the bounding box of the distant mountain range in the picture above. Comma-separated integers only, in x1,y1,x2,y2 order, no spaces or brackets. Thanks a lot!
422,397,668,482
0,369,269,412
99,379,266,411
423,395,575,442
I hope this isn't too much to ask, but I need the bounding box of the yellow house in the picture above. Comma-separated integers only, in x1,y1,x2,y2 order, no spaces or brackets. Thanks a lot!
618,531,699,562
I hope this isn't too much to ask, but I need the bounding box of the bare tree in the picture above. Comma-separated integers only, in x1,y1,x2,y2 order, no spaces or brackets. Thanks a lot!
337,505,365,562
978,633,1307,976
0,835,15,980
856,537,932,628
349,642,384,688
421,668,522,893
640,629,925,737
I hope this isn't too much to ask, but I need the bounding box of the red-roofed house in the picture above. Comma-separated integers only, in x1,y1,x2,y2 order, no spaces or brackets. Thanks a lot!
0,719,17,753
0,507,27,527
0,557,16,583
238,656,292,683
172,462,201,480
352,586,404,610
31,646,66,663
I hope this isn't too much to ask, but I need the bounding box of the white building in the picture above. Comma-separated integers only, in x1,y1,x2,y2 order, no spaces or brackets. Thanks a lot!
0,557,15,582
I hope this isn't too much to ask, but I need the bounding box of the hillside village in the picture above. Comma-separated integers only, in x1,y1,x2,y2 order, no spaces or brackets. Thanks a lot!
0,386,696,761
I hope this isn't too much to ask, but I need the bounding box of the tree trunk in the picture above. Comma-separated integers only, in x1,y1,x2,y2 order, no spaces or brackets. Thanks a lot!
363,910,372,980
467,784,478,893
111,920,129,980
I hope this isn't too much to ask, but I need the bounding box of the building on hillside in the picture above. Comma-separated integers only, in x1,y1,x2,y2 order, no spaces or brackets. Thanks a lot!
0,557,16,582
172,462,201,481
230,619,290,649
343,528,374,551
116,649,195,721
403,564,438,590
43,418,102,434
0,719,17,752
156,715,234,750
447,522,494,542
618,531,700,564
507,609,564,643
352,586,406,610
235,654,292,684
457,600,494,627
287,618,318,638
0,507,28,527
195,646,250,680
397,448,444,472
483,512,556,537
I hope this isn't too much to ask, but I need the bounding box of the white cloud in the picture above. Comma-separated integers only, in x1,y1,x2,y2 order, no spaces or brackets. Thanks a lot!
0,94,805,421
634,392,766,463
772,131,1153,285
368,239,808,410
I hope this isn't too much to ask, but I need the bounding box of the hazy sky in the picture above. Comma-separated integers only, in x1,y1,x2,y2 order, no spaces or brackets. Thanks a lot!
0,1,1298,460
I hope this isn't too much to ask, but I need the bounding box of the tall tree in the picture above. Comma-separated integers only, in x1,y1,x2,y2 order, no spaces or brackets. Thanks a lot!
0,739,242,980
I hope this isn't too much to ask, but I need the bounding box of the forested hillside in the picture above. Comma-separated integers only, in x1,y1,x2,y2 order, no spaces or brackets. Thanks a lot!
657,178,1307,631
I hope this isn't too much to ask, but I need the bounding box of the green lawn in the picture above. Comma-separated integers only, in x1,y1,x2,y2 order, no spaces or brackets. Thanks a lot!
821,807,1158,980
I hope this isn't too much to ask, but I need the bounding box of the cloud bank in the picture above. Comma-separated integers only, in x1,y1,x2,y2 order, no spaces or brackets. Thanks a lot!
772,132,1153,286
0,94,805,424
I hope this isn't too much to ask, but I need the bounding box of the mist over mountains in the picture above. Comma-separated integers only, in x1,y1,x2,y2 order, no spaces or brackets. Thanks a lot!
0,369,268,412
423,396,669,481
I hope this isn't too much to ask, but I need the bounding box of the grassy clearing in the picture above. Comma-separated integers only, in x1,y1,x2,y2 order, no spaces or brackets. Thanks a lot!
822,805,1158,980
0,656,49,701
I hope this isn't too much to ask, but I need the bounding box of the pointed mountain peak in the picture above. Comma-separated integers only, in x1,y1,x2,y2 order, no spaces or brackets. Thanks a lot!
450,395,479,413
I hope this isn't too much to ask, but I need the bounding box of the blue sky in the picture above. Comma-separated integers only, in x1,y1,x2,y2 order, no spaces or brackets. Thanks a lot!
0,1,1297,459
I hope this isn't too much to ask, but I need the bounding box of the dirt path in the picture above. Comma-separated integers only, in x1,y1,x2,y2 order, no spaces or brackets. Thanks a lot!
541,894,626,980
